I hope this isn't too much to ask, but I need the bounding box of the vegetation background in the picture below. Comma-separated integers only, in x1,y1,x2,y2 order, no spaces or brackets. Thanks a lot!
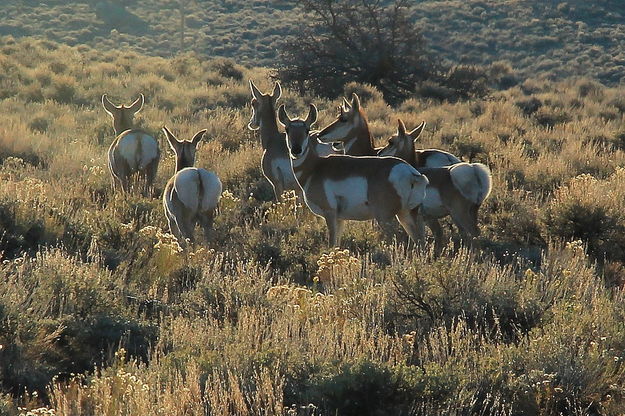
1,0,625,415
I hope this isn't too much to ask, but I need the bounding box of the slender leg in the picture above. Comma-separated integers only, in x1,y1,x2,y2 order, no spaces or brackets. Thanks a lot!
396,209,422,246
426,218,445,256
272,180,284,202
325,214,343,247
145,158,159,197
198,210,215,244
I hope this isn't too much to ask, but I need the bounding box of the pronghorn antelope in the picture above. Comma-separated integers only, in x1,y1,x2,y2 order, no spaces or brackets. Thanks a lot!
101,94,160,194
380,119,493,250
248,80,301,201
162,126,222,247
317,93,461,167
278,103,429,247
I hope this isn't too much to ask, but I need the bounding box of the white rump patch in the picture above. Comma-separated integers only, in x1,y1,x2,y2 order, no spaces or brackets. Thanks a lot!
197,169,222,212
323,177,370,220
389,163,428,210
450,163,492,205
138,135,159,169
174,168,222,212
117,131,159,170
174,168,201,211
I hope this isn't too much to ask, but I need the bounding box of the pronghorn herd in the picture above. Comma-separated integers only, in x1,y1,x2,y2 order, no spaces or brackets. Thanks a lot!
101,81,492,251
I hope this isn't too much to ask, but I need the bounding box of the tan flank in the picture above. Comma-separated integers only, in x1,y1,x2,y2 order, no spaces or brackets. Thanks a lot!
248,79,301,201
278,103,429,247
162,126,222,248
317,93,461,167
380,119,493,250
101,93,160,195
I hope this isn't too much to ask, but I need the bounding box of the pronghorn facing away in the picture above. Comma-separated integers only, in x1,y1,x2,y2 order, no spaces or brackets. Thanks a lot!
162,127,222,247
248,80,300,201
102,94,160,194
377,120,461,167
278,104,429,247
380,119,492,250
317,93,461,167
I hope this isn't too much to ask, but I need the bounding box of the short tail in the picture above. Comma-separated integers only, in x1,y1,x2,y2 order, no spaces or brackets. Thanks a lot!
449,162,492,205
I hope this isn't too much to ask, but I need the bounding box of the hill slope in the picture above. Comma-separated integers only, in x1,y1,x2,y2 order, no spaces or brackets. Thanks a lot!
2,0,624,83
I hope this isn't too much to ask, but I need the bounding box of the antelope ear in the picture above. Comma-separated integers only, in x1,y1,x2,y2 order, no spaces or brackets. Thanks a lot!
351,93,361,111
397,119,407,136
249,79,262,99
271,81,282,101
306,104,318,127
410,121,426,141
277,104,290,127
128,93,144,114
101,94,118,116
162,126,179,152
191,129,208,145
342,97,351,110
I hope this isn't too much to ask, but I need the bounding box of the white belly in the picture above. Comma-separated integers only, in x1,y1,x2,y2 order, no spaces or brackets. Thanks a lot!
323,177,371,220
422,186,448,218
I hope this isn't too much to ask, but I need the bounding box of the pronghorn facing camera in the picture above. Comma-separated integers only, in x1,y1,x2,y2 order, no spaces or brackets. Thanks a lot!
317,93,461,167
381,120,492,250
162,127,222,248
378,120,461,168
278,103,429,247
102,94,160,195
248,80,300,201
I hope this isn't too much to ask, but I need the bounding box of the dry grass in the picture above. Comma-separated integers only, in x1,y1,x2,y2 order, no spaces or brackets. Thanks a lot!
2,36,625,415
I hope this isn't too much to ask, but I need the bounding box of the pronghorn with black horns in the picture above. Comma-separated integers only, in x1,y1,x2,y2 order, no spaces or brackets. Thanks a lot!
248,80,300,201
317,93,461,167
162,127,222,248
278,103,429,247
379,119,493,250
101,93,160,195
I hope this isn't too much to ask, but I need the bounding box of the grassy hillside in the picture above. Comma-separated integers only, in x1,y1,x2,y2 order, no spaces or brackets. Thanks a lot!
2,36,625,414
2,0,625,84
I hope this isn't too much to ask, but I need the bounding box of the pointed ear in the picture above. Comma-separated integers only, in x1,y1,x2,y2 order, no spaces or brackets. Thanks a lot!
162,126,180,152
277,104,290,127
128,93,144,114
271,81,282,101
342,97,351,110
102,94,118,116
191,129,207,145
306,104,318,127
249,80,262,99
351,93,361,111
410,121,426,141
397,119,407,136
